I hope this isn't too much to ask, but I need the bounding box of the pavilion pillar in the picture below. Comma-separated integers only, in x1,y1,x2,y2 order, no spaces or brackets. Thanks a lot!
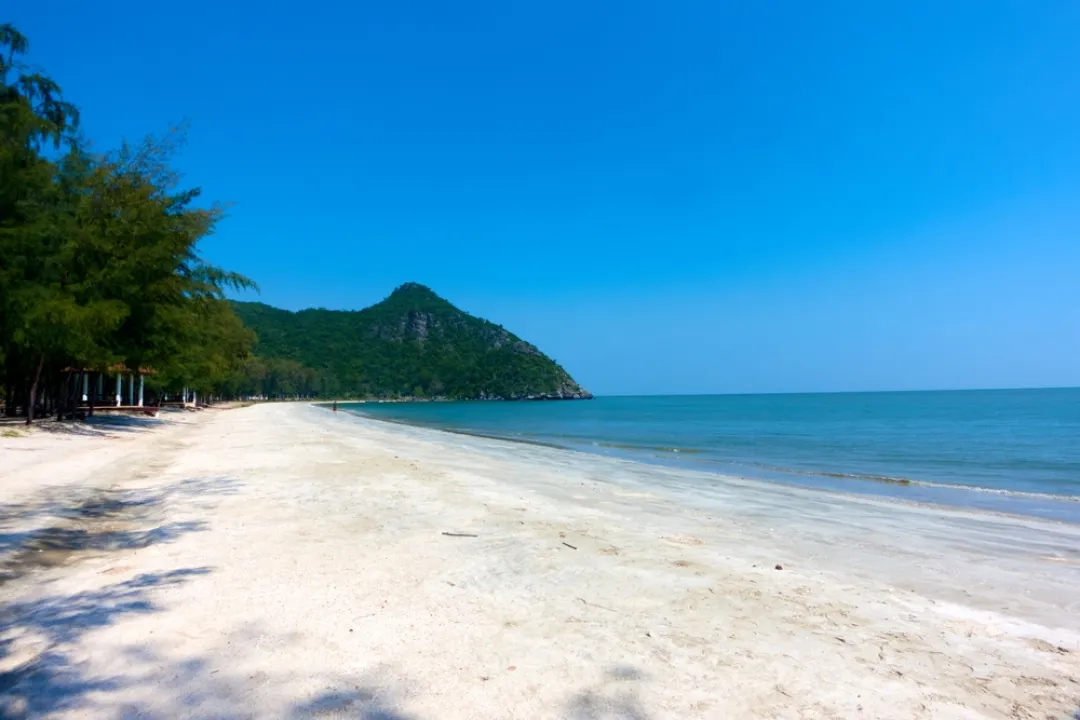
128,373,134,406
138,375,145,407
192,390,198,407
82,374,88,402
115,373,122,406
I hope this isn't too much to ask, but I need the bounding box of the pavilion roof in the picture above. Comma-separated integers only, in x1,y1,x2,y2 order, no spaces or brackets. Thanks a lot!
62,365,157,375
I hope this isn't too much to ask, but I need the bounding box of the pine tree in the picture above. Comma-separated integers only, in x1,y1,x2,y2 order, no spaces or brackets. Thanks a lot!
1,25,258,422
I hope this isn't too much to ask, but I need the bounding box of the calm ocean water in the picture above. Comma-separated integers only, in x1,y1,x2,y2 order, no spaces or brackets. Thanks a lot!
340,388,1080,523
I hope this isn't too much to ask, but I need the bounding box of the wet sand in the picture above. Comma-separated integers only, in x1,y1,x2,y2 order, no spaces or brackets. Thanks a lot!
1,402,1078,718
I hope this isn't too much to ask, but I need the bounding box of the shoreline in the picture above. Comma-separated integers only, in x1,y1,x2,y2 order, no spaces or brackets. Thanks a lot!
336,402,1080,526
322,404,1080,625
2,402,1078,718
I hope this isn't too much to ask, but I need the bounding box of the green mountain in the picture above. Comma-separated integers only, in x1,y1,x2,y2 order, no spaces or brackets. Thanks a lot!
231,283,592,400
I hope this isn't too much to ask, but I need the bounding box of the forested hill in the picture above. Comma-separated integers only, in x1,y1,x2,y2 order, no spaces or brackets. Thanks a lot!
231,283,592,400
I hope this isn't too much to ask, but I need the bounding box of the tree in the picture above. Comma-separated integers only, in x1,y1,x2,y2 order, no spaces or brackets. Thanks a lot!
1,24,83,420
0,24,79,150
1,26,258,421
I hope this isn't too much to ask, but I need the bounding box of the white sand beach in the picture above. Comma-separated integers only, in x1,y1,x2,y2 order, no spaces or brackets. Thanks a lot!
1,402,1078,719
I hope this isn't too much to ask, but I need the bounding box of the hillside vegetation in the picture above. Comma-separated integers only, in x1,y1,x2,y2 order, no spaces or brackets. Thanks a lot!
0,24,587,419
231,283,591,400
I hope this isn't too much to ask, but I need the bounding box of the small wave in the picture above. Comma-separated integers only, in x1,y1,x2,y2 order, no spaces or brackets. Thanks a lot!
902,479,1080,503
336,406,1079,504
595,441,704,455
718,460,919,486
736,462,1080,503
816,470,912,485
589,443,1078,501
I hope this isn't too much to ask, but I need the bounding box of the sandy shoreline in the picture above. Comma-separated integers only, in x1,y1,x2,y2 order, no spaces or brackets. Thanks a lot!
1,403,1078,718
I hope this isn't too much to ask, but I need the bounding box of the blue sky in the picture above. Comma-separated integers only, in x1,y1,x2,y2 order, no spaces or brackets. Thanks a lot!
10,1,1080,394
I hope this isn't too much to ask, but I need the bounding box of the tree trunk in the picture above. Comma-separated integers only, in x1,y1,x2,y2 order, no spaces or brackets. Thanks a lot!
61,373,70,420
11,381,24,417
26,355,45,425
58,372,75,421
3,356,17,417
73,371,83,417
46,375,54,416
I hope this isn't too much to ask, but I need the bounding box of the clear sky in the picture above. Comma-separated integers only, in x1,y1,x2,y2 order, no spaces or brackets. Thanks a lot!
10,1,1080,395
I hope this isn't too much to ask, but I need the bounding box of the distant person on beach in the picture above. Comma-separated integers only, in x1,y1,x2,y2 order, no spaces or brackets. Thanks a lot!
332,401,337,412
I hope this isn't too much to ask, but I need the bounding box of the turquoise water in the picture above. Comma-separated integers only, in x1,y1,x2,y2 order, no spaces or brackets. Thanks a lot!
340,388,1080,523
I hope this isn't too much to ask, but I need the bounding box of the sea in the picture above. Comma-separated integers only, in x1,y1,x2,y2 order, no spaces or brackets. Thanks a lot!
339,388,1080,524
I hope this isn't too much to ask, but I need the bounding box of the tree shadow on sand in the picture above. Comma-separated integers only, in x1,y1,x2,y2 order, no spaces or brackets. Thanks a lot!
285,665,653,720
0,471,419,719
29,414,170,436
0,477,241,587
289,686,415,720
0,567,213,717
1,585,418,720
564,666,652,720
0,475,655,718
0,476,242,531
2,594,656,720
0,521,206,585
282,665,654,720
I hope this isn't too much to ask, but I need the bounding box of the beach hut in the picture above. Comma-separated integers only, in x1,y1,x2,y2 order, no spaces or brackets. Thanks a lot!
66,364,157,412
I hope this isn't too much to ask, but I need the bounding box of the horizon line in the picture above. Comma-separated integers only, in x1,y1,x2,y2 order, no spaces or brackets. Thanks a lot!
591,385,1080,399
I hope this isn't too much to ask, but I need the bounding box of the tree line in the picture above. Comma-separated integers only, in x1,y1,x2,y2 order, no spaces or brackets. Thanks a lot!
0,24,266,422
1,24,589,419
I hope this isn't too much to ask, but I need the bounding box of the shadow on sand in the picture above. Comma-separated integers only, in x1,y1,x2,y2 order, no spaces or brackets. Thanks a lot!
289,668,653,720
290,688,415,720
0,477,241,587
29,414,170,436
0,568,213,717
1,407,197,437
1,568,655,719
563,666,651,720
0,475,653,718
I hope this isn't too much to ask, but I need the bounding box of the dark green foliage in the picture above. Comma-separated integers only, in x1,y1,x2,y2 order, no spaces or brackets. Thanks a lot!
232,283,591,400
0,26,255,420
